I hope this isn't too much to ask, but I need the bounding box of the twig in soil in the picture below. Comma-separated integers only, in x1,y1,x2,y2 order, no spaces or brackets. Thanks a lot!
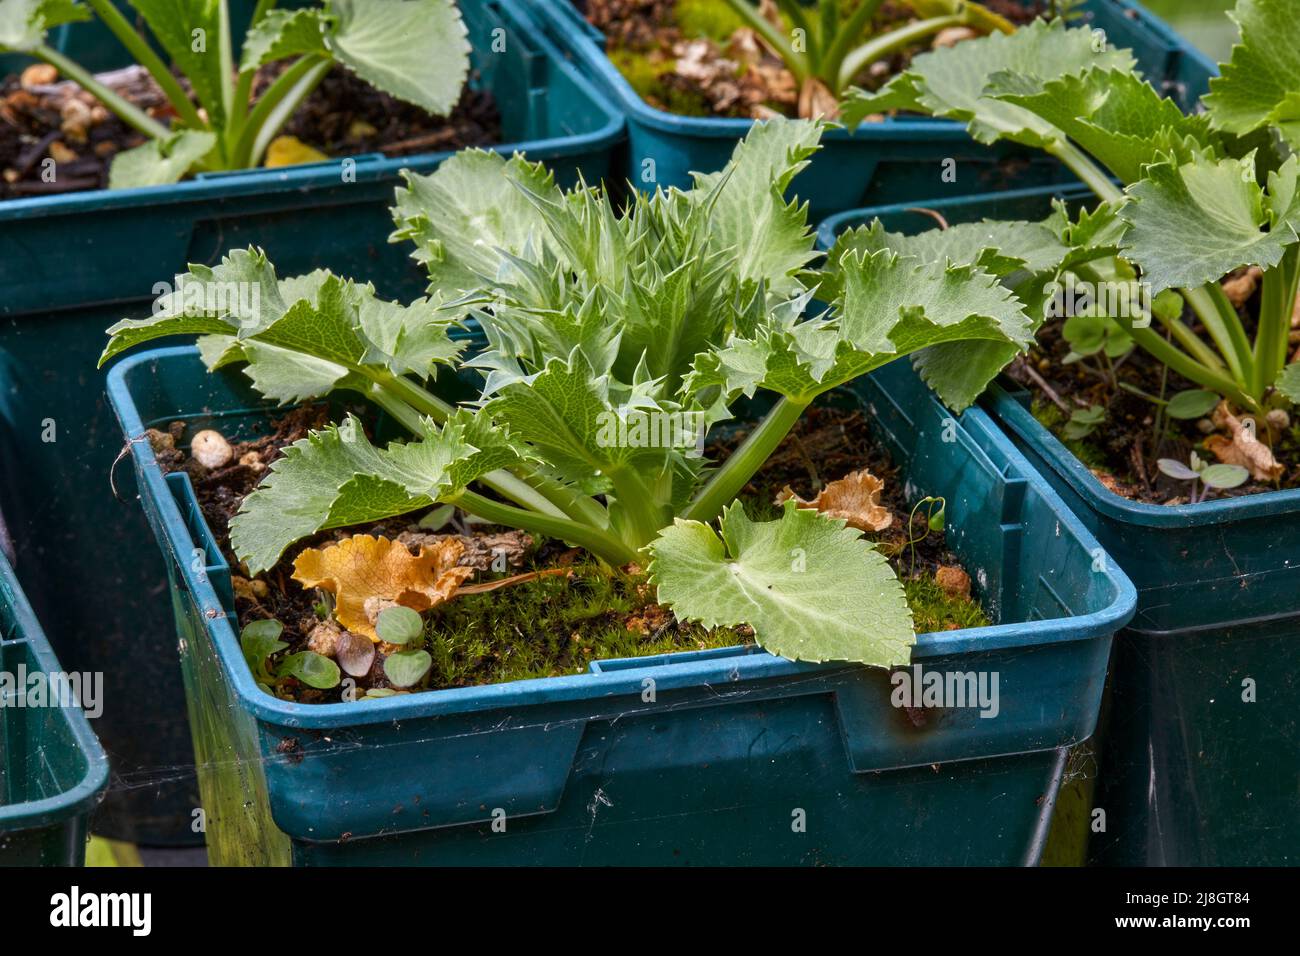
1130,435,1151,493
904,207,950,231
1015,357,1071,414
14,130,59,176
457,567,570,595
377,129,460,155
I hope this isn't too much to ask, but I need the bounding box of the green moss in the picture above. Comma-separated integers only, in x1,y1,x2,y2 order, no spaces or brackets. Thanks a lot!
608,48,715,117
903,575,990,634
1032,399,1109,472
411,542,987,690
420,559,741,688
676,0,749,41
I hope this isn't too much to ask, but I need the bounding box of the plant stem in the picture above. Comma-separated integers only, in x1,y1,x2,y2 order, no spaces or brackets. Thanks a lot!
821,0,885,86
217,0,234,126
607,466,670,550
684,396,808,524
84,0,206,130
226,0,280,150
1186,283,1254,390
33,45,170,140
837,14,965,92
453,490,639,567
1125,322,1255,410
231,54,329,167
1256,246,1300,392
518,470,611,527
1047,139,1124,203
775,0,816,71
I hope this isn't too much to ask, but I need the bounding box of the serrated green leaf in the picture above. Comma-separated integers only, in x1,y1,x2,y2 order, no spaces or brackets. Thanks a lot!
692,245,1033,406
484,350,675,485
102,250,462,400
327,0,469,116
0,0,88,51
837,248,1034,357
1205,0,1300,150
230,415,411,573
648,500,914,667
391,150,558,291
985,66,1220,183
1121,152,1300,292
843,20,1134,148
690,119,822,293
239,6,329,71
107,129,217,189
229,411,524,573
823,217,1069,302
1276,361,1300,402
277,651,341,689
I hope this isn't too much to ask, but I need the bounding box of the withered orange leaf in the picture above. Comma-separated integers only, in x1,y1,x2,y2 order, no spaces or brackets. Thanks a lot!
775,469,894,532
292,534,474,641
1206,402,1284,482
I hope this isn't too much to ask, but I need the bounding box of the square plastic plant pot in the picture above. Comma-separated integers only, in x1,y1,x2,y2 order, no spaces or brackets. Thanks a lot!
820,184,1300,866
104,345,1135,866
0,0,625,318
0,0,624,846
0,547,110,867
533,0,1213,220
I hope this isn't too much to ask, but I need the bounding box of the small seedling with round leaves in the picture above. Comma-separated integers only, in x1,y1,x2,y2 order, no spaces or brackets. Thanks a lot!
383,650,433,689
1157,452,1249,504
376,606,424,646
276,651,341,690
1063,405,1106,441
239,618,287,691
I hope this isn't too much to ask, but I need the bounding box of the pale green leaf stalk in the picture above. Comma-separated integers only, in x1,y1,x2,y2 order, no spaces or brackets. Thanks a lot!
103,119,1039,667
0,0,470,185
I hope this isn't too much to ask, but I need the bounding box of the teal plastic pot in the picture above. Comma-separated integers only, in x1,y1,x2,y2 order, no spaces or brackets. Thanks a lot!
105,346,1134,866
820,185,1300,866
0,548,110,866
534,0,1213,219
0,0,624,317
0,0,622,846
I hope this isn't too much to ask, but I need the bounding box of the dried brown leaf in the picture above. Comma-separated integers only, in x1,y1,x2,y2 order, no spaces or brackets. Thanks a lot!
292,534,475,641
776,469,894,532
1205,402,1284,481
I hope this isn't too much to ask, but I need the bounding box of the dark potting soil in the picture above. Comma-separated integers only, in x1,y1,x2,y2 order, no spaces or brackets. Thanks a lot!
0,65,158,198
1005,280,1300,505
575,0,1043,120
152,400,986,703
0,62,500,200
251,61,500,158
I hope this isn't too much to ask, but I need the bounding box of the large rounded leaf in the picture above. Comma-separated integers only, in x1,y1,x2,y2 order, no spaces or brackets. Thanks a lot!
648,500,914,668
